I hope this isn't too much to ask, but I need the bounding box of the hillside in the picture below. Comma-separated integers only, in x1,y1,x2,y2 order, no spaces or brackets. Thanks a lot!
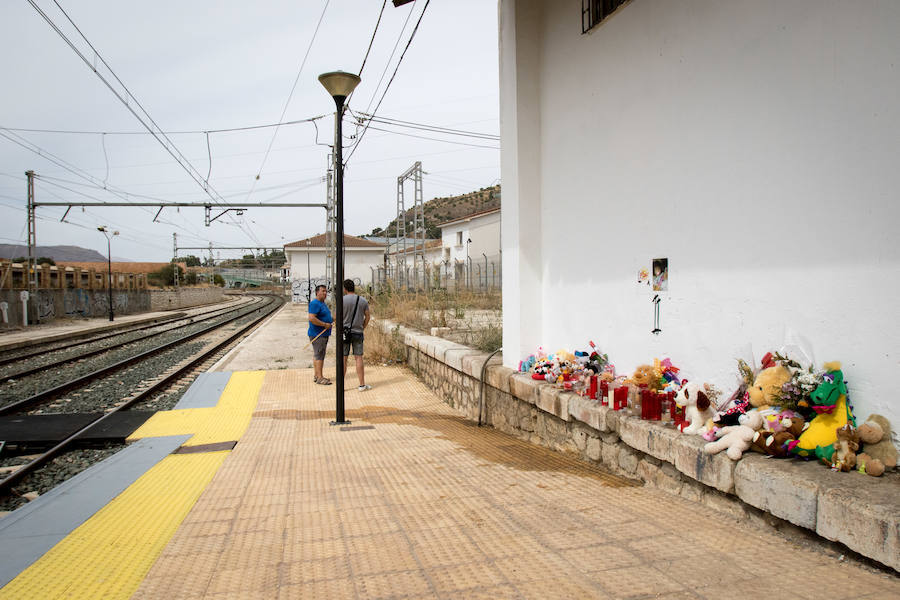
0,244,118,263
368,184,500,239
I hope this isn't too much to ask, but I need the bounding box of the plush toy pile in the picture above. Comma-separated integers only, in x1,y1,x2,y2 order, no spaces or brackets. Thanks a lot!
520,345,897,477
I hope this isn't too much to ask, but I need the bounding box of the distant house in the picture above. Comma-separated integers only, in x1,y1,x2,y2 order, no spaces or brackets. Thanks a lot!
283,233,385,301
437,207,501,273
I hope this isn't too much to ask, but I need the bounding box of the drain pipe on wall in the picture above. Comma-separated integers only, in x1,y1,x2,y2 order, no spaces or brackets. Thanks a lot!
478,347,503,427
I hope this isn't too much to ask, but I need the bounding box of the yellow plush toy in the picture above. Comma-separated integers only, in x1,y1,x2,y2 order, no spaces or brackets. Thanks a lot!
790,362,855,459
747,365,792,409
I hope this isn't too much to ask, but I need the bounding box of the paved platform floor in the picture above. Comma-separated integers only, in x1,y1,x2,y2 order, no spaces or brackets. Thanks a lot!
129,366,895,599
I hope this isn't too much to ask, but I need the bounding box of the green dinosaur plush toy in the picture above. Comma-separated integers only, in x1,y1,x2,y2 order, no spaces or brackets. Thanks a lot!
790,362,856,459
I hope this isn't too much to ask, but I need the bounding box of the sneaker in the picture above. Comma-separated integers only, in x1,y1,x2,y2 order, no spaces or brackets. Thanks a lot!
358,384,372,392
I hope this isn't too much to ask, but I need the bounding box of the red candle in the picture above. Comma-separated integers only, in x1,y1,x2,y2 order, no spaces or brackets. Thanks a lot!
641,389,653,420
599,381,608,405
589,375,598,400
614,386,627,410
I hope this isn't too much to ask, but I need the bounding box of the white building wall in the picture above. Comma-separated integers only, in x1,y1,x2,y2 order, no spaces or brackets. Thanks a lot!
501,0,900,428
441,212,502,267
286,247,384,296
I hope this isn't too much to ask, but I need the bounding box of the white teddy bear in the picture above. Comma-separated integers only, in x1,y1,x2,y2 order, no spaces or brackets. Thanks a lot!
703,410,764,461
677,381,717,435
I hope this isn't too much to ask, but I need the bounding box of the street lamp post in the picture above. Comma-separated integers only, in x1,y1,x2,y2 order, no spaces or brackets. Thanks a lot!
97,226,119,321
319,70,361,426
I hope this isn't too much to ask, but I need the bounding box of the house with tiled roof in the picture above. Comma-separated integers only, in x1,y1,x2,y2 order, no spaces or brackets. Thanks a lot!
283,233,386,301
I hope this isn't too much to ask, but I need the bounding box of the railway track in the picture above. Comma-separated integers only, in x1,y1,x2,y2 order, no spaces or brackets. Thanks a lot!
0,294,284,504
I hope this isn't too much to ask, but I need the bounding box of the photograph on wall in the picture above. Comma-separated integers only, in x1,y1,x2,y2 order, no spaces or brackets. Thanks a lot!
652,258,668,291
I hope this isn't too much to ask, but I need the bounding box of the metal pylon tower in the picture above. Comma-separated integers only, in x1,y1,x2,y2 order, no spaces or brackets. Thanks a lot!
325,152,336,288
396,162,424,290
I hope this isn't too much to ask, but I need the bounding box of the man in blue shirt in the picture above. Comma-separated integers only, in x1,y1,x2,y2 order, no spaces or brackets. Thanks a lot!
307,284,333,385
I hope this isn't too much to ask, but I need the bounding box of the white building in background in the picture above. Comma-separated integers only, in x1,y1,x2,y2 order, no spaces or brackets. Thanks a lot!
499,0,900,428
283,234,385,302
438,207,501,274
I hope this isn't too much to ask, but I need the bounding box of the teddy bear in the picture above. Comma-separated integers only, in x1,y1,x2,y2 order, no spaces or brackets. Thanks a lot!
626,364,660,390
747,365,792,409
822,423,859,472
704,410,764,461
857,414,897,470
856,453,885,477
749,412,807,457
677,381,717,435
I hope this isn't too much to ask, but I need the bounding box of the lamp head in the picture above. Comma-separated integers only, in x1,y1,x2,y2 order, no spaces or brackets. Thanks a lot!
97,226,106,232
318,71,361,100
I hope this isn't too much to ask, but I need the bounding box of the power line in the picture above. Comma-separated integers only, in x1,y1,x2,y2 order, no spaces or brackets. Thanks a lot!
359,1,388,77
0,115,328,136
364,126,499,149
345,0,432,165
359,113,499,140
248,0,330,194
27,0,230,210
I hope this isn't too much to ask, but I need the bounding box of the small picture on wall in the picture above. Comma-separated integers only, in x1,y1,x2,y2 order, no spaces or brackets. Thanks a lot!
652,258,668,291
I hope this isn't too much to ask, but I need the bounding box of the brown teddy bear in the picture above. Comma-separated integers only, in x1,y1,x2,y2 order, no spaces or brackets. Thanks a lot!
747,365,792,409
823,424,859,472
626,364,660,390
750,414,807,457
857,414,898,471
856,453,885,477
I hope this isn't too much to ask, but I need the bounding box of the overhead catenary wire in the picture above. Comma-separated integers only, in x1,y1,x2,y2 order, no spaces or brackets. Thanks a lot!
345,0,432,165
248,0,330,196
26,1,231,212
358,1,388,77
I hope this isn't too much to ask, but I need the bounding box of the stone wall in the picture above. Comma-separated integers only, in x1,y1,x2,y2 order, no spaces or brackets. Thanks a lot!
0,289,150,327
387,320,900,572
149,287,226,311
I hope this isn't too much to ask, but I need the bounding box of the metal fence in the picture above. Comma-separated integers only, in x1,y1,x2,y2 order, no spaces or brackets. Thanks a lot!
370,255,501,294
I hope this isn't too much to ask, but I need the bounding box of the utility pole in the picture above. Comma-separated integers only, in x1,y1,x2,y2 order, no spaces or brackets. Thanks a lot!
172,233,179,288
25,171,37,324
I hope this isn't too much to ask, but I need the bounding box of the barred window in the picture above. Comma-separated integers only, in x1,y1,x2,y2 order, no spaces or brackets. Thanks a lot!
582,0,629,34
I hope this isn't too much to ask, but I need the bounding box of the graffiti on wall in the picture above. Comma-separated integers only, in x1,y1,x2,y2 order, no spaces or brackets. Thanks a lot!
37,293,56,319
64,289,91,317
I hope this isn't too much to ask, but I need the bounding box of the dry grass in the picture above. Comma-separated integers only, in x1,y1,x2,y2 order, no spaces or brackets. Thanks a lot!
365,288,502,361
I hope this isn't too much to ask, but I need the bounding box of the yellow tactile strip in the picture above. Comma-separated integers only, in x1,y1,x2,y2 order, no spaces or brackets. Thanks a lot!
0,451,228,600
133,366,899,599
129,370,265,446
0,370,267,600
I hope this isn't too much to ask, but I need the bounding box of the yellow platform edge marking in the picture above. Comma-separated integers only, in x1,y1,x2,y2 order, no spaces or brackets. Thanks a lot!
0,451,228,600
128,370,265,446
0,370,267,599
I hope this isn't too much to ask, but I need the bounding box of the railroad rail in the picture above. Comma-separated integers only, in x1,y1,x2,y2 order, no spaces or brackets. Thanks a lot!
0,294,284,496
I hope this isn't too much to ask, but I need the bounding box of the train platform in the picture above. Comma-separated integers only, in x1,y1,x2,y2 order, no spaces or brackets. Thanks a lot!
0,306,898,598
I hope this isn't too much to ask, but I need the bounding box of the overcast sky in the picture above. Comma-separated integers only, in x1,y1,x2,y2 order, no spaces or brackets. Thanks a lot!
0,0,499,262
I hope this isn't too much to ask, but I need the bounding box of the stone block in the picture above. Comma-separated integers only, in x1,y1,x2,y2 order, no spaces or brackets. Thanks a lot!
586,436,601,461
618,418,679,463
816,477,900,571
734,455,822,530
485,365,514,394
637,458,660,484
618,447,639,474
656,463,684,496
605,408,623,433
601,442,619,467
509,374,540,406
672,434,735,493
567,396,610,432
536,386,569,422
444,346,477,371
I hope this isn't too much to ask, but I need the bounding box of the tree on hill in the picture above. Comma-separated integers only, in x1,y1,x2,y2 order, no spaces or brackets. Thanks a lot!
13,256,55,265
180,255,201,267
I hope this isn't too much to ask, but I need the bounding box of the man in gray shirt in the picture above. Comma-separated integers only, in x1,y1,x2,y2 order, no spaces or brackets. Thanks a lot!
342,279,371,391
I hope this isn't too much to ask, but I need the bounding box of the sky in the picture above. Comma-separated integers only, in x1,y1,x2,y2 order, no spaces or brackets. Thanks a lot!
0,0,500,262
